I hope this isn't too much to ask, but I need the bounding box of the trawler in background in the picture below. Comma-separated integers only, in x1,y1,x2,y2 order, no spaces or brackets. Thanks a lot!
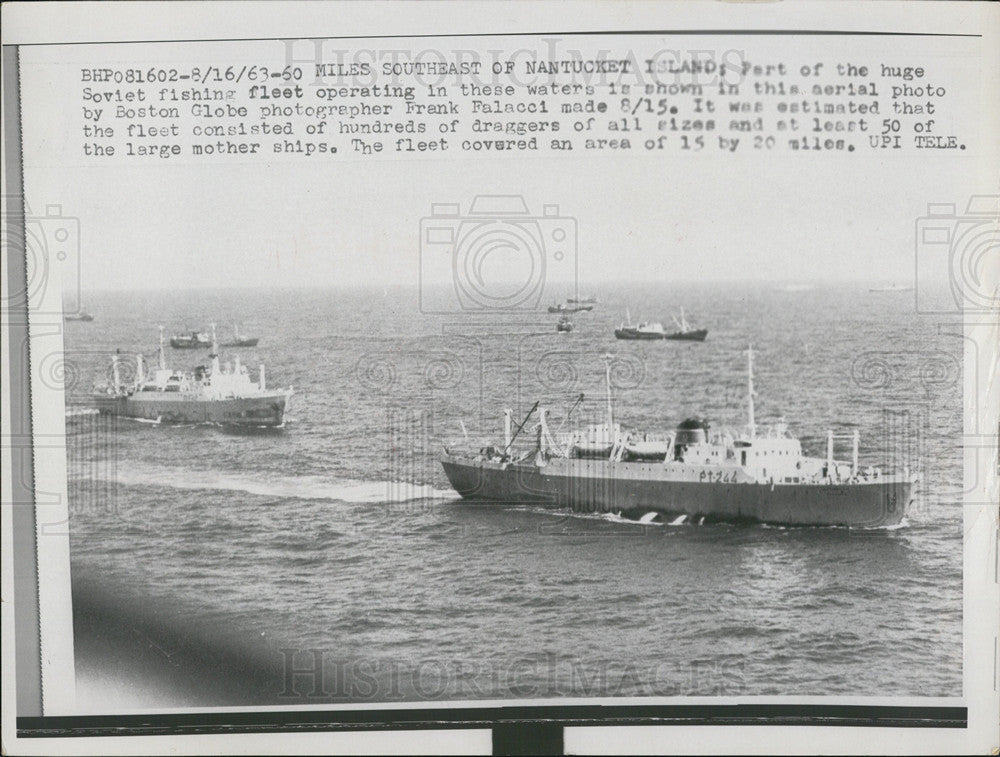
441,348,916,528
614,308,667,340
221,324,259,347
170,330,212,349
615,307,708,341
556,315,574,333
665,307,708,341
93,326,292,427
548,302,594,314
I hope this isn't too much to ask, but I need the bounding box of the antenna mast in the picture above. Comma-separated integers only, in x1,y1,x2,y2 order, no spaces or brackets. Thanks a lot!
210,322,220,375
603,353,614,428
747,343,756,438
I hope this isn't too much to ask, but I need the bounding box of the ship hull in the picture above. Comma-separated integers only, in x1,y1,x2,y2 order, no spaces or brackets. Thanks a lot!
93,391,289,427
664,329,708,341
614,328,663,340
441,454,913,528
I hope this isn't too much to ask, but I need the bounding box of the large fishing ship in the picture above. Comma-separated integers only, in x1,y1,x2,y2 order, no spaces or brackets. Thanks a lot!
92,327,293,427
441,348,916,527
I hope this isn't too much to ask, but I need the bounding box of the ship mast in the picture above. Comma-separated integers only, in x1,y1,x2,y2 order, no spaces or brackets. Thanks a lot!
158,325,166,370
747,343,757,439
603,353,614,429
210,322,220,375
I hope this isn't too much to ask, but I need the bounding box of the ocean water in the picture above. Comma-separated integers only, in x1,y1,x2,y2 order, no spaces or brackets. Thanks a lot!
63,283,964,706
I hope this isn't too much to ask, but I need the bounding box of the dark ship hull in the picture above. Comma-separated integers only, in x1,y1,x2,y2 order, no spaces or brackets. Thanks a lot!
548,305,593,313
441,454,913,528
614,328,664,340
222,338,259,347
664,328,708,341
93,391,289,426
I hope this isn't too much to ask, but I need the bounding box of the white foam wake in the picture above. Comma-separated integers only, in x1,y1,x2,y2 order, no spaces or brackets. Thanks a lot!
88,463,455,504
65,407,100,418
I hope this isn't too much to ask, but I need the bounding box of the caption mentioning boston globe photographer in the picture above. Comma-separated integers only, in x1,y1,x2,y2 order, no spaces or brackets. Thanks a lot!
76,39,974,162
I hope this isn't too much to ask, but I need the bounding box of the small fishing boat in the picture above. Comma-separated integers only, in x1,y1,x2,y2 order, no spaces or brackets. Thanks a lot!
556,316,574,333
548,303,594,314
170,330,212,349
614,308,666,340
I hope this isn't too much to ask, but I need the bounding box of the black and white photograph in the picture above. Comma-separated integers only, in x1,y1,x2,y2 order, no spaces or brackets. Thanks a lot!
2,1,998,754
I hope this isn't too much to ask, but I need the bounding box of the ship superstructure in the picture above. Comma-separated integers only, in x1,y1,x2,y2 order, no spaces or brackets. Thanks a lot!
93,326,292,427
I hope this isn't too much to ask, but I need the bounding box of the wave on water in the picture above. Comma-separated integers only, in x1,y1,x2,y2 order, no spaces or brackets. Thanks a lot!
508,505,665,528
83,463,456,504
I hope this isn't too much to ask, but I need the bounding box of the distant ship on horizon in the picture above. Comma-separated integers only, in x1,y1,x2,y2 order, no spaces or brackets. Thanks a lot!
548,302,594,313
170,330,212,349
869,283,915,293
221,324,259,348
615,307,708,341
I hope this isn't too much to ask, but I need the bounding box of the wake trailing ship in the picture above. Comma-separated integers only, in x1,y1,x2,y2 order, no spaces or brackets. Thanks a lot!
441,348,916,527
93,327,293,427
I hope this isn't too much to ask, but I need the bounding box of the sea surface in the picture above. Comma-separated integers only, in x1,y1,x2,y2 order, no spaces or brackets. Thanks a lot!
63,283,964,707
